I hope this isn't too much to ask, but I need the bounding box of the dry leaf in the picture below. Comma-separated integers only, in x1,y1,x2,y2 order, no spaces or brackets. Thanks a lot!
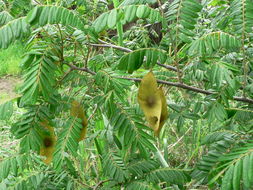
137,71,162,132
155,87,168,136
39,121,56,164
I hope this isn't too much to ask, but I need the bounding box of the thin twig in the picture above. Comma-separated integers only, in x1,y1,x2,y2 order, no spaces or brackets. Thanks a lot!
65,63,96,75
93,179,110,190
89,43,131,52
167,126,192,153
88,104,98,121
156,0,165,38
65,63,253,104
57,24,64,62
85,47,91,68
241,2,248,97
55,68,73,87
154,144,169,167
32,0,42,5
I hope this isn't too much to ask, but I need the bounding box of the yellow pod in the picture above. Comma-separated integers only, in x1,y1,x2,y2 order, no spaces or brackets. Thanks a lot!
70,100,88,141
154,87,168,136
137,71,162,132
39,121,56,164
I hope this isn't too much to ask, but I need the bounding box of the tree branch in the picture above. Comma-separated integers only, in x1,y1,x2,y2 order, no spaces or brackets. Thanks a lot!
65,63,253,104
156,61,178,72
89,43,132,52
93,179,110,190
56,68,73,87
65,62,96,75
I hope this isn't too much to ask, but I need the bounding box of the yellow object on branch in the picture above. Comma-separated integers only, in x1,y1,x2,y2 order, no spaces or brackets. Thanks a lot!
39,121,56,164
155,87,169,136
137,71,168,136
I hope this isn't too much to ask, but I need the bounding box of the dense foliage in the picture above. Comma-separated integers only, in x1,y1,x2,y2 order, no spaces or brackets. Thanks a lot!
0,0,253,189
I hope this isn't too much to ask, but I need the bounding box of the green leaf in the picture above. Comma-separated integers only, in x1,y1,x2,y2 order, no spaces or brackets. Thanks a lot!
179,33,192,43
26,5,92,36
0,154,31,181
230,0,253,33
232,159,242,190
20,41,58,104
182,0,202,12
126,180,155,190
136,5,151,18
243,155,251,189
128,159,159,176
103,150,129,182
0,17,30,49
53,117,83,171
124,5,137,22
93,12,108,33
12,105,52,153
188,32,240,56
105,99,156,154
146,168,190,185
118,48,167,73
120,0,156,6
92,5,162,32
107,9,117,29
0,11,13,26
221,165,234,190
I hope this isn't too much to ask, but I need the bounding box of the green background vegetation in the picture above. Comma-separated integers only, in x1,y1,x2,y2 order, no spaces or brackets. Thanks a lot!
0,42,23,76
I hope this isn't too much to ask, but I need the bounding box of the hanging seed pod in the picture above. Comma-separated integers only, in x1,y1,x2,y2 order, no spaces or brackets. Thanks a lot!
39,121,56,164
70,100,88,141
155,87,168,136
137,71,162,132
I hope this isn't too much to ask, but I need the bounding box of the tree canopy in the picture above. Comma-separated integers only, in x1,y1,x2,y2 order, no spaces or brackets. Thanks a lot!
0,0,253,189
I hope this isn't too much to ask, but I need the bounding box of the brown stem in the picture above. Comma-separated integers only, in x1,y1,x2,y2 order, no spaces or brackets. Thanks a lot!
242,1,247,97
89,43,131,52
55,68,73,87
85,47,91,68
93,179,110,190
65,63,96,75
65,63,253,104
